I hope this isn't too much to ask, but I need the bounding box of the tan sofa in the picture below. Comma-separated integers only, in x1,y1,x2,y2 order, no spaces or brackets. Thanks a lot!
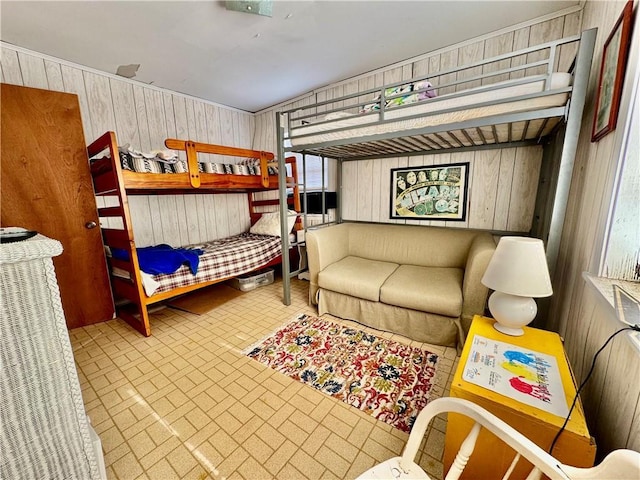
306,223,496,348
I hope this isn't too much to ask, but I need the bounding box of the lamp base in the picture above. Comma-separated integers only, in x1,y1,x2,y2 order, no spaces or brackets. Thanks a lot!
488,291,538,337
493,322,525,336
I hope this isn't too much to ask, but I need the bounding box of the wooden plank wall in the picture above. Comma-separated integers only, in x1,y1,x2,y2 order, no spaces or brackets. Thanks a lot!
0,44,255,248
253,11,581,233
547,0,640,456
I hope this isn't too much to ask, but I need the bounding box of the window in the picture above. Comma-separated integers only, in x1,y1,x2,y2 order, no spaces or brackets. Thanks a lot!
298,154,330,191
601,70,639,281
283,139,335,191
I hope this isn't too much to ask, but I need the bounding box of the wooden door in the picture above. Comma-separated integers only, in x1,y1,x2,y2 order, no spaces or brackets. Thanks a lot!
1,84,114,329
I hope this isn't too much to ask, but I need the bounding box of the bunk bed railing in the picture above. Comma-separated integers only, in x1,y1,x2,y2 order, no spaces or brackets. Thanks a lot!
280,31,585,152
165,138,275,188
283,32,581,124
292,63,556,125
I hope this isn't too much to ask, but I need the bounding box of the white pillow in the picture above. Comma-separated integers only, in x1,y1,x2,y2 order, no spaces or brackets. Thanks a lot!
250,210,298,237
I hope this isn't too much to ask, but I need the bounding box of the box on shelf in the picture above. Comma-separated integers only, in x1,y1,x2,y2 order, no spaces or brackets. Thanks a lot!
227,268,274,292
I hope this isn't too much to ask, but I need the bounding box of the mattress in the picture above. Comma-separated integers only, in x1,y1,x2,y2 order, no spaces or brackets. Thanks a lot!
290,73,572,146
113,233,284,296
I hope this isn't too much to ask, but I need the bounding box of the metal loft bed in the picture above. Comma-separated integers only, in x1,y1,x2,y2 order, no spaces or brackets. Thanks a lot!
274,29,597,306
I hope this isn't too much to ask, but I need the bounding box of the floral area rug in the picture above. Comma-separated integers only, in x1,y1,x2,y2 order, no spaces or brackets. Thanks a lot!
244,314,439,432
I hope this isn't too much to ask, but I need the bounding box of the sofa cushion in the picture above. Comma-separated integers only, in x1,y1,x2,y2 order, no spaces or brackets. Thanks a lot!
346,223,477,268
380,265,463,317
318,256,399,302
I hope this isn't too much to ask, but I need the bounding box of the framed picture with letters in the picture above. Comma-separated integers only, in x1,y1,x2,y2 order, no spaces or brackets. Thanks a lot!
390,163,469,221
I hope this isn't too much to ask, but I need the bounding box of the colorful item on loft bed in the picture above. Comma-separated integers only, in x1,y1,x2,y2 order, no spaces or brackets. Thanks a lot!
360,80,437,113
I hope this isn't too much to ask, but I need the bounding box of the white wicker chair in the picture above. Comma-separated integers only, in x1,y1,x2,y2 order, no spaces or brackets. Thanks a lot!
355,397,640,480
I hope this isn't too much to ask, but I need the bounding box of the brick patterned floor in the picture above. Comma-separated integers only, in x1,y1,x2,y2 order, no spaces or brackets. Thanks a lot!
69,277,459,480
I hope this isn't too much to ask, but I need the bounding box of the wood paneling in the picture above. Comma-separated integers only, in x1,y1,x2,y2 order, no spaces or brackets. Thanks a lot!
17,52,47,89
336,145,541,232
467,149,501,230
60,65,94,143
1,44,256,248
457,41,484,91
85,72,118,136
493,148,516,231
558,11,583,72
1,47,23,84
341,161,358,221
483,32,514,84
133,85,152,151
507,147,542,231
110,80,140,147
526,17,565,77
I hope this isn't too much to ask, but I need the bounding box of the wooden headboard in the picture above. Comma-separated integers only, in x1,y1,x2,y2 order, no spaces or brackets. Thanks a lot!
248,156,302,231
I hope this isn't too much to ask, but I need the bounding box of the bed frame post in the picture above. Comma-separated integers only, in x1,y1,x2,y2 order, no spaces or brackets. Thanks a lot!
337,158,343,223
544,28,597,277
276,112,292,305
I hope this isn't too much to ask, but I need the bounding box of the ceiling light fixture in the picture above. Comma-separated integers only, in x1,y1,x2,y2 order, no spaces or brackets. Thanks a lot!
225,1,272,17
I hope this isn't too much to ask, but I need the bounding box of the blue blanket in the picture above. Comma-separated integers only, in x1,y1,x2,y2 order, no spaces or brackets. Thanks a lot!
112,245,204,275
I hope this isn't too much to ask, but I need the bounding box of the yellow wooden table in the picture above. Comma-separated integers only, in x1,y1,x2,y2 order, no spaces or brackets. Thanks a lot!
444,315,595,479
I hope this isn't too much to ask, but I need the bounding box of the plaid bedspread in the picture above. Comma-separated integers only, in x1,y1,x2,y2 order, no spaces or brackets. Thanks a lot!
152,233,282,295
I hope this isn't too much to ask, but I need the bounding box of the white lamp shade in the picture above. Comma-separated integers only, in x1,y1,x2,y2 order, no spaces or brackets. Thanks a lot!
481,237,553,298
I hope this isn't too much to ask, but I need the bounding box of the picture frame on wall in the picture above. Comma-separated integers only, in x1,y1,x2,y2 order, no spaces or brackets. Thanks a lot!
390,162,469,221
591,0,634,142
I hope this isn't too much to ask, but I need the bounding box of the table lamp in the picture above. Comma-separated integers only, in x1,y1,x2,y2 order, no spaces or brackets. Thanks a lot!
481,237,553,336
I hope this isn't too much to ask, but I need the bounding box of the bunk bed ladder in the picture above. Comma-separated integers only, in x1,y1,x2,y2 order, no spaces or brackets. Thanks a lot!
88,131,151,336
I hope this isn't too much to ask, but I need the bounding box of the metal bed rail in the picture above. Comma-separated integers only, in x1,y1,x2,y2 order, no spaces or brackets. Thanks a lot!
280,32,584,150
284,32,581,122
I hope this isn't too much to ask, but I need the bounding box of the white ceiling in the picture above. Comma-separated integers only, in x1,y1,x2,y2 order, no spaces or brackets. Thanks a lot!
1,1,580,112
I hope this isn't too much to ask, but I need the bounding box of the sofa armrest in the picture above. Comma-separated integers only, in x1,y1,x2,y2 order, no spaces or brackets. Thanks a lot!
306,224,350,305
461,233,496,334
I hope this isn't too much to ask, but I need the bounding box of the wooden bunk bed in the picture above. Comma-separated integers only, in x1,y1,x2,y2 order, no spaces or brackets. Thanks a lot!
88,131,301,336
275,28,597,305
